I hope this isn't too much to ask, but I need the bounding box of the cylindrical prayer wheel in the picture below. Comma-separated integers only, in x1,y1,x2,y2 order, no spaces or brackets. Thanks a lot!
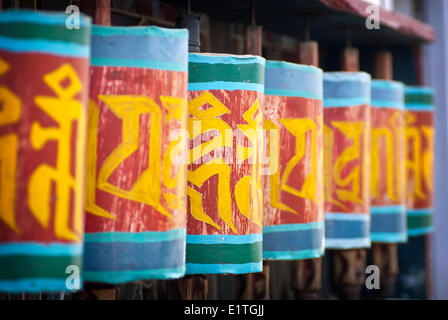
323,72,371,249
404,86,435,236
83,26,189,283
262,61,324,260
186,53,265,274
370,80,407,243
0,10,91,292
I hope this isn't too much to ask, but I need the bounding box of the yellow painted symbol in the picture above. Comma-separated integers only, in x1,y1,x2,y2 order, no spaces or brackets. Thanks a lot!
28,64,86,241
187,92,263,232
324,121,368,210
0,57,21,232
404,112,425,200
86,95,182,220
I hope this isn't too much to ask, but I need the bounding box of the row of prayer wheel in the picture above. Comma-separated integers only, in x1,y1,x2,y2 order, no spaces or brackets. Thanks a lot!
0,11,434,292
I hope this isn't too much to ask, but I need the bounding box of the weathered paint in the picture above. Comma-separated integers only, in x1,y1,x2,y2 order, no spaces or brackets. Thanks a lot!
186,53,265,274
370,80,407,243
404,86,435,236
0,10,91,292
262,61,324,260
323,72,371,249
83,25,189,283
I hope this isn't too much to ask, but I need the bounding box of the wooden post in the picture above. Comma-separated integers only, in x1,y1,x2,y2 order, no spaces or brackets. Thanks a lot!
81,0,111,26
95,0,111,26
331,46,367,300
298,41,319,67
165,276,208,300
341,47,360,72
371,49,399,298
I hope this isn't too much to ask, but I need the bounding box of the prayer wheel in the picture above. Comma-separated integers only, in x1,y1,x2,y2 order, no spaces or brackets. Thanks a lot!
186,53,265,274
404,86,435,236
83,25,189,283
370,80,407,243
323,72,371,249
262,61,324,260
0,10,91,292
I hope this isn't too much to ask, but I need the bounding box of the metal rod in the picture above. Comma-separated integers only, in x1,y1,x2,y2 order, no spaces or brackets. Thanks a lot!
250,0,256,26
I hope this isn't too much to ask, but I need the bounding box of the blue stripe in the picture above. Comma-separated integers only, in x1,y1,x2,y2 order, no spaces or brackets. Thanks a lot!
264,64,322,98
371,100,404,109
405,86,434,95
0,9,90,26
407,208,433,216
264,89,322,99
189,53,265,65
84,228,185,243
263,248,324,260
371,205,405,214
371,212,406,234
92,25,188,38
83,238,184,273
323,97,370,107
263,222,324,233
325,214,370,248
83,267,185,283
371,232,407,243
265,60,321,74
405,104,434,111
185,262,262,275
263,228,324,252
90,58,187,71
371,80,404,109
188,81,264,92
91,34,188,68
408,226,434,236
325,238,371,249
186,233,261,244
324,72,371,104
0,36,89,57
371,80,405,91
325,213,369,221
0,278,81,293
0,242,82,256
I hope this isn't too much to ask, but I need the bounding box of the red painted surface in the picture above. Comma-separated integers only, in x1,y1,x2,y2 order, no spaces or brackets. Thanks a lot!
370,107,405,207
262,95,324,226
187,89,263,236
405,110,434,210
0,51,89,243
324,105,370,214
85,66,188,233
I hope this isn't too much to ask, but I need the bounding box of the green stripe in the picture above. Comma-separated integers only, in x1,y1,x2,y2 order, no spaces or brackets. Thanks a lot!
0,23,90,45
407,214,433,230
189,62,264,84
405,93,433,105
0,255,81,279
186,242,262,264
